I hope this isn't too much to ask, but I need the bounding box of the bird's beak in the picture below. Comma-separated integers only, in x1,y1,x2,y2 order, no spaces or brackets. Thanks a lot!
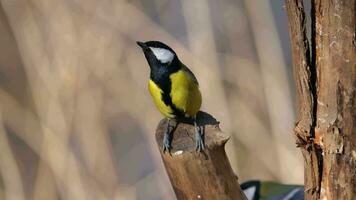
136,41,148,50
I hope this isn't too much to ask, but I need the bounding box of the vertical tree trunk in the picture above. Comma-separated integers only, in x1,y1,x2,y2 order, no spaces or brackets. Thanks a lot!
285,0,356,199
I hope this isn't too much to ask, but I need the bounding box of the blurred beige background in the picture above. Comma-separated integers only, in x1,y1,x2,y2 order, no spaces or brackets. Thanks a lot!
0,0,303,199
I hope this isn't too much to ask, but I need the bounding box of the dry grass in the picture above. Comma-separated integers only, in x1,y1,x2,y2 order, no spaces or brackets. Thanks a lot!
0,0,302,199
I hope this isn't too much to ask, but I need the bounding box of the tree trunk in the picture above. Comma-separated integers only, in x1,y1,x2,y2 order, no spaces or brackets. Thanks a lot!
285,0,356,199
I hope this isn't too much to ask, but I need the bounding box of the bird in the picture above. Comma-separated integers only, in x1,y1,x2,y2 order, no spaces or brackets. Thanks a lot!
136,40,203,152
240,180,304,200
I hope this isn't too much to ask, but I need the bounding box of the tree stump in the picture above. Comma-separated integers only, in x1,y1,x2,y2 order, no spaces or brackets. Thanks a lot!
155,112,246,200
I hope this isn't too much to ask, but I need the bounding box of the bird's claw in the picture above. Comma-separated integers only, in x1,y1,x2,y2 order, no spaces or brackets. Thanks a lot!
162,127,172,154
195,131,205,152
162,138,172,153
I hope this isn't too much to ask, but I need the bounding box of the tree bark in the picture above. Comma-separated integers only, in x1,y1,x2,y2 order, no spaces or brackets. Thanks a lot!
285,0,356,199
155,112,246,200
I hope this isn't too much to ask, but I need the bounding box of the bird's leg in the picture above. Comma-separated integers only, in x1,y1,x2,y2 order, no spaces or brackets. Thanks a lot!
163,119,173,153
194,117,204,152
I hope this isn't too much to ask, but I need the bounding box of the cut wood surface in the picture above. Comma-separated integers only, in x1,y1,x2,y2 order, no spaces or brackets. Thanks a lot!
155,112,246,200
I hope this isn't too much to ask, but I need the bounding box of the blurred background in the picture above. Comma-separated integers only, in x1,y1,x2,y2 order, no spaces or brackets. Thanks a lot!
0,0,303,199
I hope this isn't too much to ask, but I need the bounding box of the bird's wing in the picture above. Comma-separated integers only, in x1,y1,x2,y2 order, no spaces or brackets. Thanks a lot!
181,63,199,85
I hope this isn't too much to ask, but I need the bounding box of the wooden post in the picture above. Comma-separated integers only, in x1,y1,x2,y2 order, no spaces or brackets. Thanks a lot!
155,112,246,200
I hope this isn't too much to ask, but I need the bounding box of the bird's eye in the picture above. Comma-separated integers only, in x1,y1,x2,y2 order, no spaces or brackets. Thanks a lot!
149,47,174,64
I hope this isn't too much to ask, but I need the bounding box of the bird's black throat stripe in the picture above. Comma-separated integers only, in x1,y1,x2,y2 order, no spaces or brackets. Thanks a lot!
150,60,186,119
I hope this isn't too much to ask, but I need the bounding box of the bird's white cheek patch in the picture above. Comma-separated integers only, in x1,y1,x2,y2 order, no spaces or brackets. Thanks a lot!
150,47,174,63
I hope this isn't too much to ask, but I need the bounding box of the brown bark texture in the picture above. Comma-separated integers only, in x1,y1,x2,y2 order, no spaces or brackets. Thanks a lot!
285,0,356,199
155,112,246,200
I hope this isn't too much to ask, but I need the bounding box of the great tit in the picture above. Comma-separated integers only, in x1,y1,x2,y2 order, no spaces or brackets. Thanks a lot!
241,180,304,200
136,41,203,152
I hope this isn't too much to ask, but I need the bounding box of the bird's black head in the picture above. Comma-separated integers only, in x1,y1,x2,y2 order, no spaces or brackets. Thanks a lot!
136,41,179,71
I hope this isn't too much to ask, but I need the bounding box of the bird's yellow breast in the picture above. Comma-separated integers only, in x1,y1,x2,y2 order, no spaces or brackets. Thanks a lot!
169,70,201,117
148,80,174,118
148,69,202,119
